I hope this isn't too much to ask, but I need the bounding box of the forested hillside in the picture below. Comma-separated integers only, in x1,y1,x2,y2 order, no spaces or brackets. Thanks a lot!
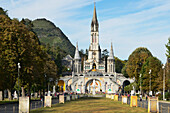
32,18,75,57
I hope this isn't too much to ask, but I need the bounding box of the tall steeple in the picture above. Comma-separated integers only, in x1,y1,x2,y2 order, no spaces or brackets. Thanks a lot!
91,2,99,32
108,43,114,59
74,42,81,60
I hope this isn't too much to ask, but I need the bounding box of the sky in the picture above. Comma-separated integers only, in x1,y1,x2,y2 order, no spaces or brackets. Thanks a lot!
0,0,170,63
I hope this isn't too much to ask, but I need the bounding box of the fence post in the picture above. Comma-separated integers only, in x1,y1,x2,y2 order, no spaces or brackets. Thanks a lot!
31,103,32,109
13,106,15,113
5,106,6,113
161,105,162,113
168,106,169,113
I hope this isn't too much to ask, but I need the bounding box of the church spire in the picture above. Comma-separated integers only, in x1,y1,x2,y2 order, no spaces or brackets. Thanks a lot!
92,2,98,24
74,42,81,60
91,2,99,32
108,43,114,59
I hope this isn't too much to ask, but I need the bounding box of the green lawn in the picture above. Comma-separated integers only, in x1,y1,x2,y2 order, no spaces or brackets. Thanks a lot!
31,97,147,113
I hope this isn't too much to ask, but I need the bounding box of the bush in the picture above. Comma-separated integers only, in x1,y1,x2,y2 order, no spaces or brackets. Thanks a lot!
165,92,170,100
157,93,163,100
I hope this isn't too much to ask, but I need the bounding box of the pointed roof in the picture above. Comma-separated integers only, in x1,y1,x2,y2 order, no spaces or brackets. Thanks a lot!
91,2,98,25
63,54,73,60
108,43,114,59
74,42,81,60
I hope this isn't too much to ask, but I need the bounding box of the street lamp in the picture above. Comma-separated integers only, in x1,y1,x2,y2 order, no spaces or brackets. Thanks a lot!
149,69,152,96
162,65,165,100
44,74,46,95
140,74,142,95
18,63,21,100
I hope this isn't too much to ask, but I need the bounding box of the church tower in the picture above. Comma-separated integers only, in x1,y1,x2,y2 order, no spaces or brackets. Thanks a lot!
84,2,105,73
107,43,115,73
73,43,81,73
88,2,101,63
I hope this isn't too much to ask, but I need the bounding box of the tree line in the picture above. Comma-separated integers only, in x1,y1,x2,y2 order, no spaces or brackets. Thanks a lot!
123,39,170,98
0,8,59,100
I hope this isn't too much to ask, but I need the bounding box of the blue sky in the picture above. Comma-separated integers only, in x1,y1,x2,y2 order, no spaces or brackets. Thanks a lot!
0,0,170,63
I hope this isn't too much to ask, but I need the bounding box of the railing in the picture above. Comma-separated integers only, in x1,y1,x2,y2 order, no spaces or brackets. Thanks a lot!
116,95,170,113
0,104,19,113
0,98,59,113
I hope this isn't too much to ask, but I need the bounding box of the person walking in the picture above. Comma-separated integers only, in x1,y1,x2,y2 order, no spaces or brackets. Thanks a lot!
146,95,148,101
140,94,142,101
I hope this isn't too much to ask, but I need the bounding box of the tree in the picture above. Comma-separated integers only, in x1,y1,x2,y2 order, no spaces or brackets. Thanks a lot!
115,57,126,73
165,38,170,93
125,47,153,82
140,57,162,95
0,7,8,16
0,10,58,99
121,63,129,78
102,49,109,59
165,37,170,58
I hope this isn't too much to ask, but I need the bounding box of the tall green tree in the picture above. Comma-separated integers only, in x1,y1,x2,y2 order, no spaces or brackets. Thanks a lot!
0,7,7,15
0,9,58,99
165,37,170,58
140,57,162,94
125,47,153,82
165,38,170,92
115,57,126,73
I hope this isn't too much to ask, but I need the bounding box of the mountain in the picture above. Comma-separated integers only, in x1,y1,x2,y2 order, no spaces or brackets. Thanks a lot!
31,18,75,57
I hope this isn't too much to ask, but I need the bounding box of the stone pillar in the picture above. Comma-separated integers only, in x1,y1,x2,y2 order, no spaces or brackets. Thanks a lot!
53,86,56,95
74,84,76,93
59,95,65,104
44,96,52,107
82,85,85,94
19,97,30,113
7,89,11,100
0,91,2,101
21,87,25,97
102,83,106,92
13,91,18,99
93,79,96,95
34,92,38,98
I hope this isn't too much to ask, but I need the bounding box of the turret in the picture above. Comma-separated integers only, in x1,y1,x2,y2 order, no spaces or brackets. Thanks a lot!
107,43,115,73
73,42,81,73
74,42,81,60
108,43,114,60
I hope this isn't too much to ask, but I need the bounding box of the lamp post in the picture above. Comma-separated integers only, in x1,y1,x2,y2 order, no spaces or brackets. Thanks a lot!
140,74,142,95
44,74,46,96
149,69,152,96
162,65,165,100
18,63,21,100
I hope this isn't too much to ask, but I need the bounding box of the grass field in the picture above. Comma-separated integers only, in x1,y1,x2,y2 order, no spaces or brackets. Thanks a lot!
31,97,147,113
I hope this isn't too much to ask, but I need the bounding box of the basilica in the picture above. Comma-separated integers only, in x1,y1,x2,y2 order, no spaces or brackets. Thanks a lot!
58,3,134,94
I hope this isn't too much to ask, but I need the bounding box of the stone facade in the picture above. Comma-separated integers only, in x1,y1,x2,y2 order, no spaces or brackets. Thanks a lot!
59,3,134,94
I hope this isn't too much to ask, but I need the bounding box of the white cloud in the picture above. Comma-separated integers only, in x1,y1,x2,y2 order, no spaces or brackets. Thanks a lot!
0,0,169,63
